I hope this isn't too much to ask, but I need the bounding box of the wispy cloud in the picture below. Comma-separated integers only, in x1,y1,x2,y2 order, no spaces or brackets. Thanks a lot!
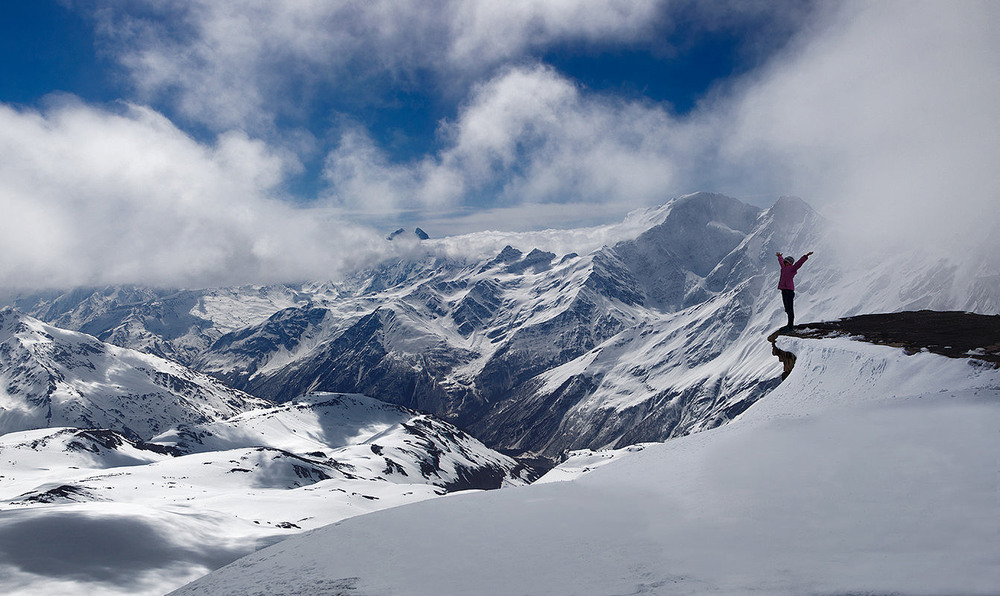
719,1,1000,259
0,98,384,289
92,0,663,134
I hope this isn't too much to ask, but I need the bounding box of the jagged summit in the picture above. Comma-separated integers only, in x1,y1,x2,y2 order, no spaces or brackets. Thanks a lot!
505,248,557,274
494,244,522,263
387,227,430,241
766,195,817,227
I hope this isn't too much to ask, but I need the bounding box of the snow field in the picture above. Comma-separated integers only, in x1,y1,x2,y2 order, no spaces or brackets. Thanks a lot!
171,337,1000,595
0,393,528,596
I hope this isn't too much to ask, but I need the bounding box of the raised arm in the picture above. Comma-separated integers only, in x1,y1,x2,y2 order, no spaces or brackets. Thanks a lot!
776,252,784,267
795,251,813,267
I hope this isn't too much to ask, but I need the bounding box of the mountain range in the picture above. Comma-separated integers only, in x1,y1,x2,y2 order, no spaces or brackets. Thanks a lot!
0,307,269,440
2,191,998,595
8,192,996,459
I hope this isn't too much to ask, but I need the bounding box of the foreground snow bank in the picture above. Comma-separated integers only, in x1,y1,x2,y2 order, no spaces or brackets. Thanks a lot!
171,337,1000,595
0,393,530,596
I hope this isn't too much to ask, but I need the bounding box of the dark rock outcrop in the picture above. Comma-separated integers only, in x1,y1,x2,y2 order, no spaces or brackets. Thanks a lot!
769,311,1000,378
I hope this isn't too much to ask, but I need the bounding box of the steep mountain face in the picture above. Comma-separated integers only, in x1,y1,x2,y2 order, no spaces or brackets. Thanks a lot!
475,195,827,454
0,308,270,440
7,192,997,458
610,192,761,310
184,193,808,454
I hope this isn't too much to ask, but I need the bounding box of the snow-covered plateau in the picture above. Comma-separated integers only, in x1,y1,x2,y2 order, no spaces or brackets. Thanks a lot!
170,335,1000,596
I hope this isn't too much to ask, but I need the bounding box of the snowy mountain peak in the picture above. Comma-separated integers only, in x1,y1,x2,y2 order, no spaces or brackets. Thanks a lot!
387,227,431,241
505,248,557,274
765,194,816,226
488,244,523,266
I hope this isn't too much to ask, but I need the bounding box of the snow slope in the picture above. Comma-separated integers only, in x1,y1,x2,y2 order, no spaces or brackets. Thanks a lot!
170,336,1000,596
0,393,532,596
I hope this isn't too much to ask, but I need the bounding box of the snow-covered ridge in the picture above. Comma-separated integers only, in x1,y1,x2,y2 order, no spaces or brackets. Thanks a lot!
169,332,1000,596
151,392,535,491
0,307,270,440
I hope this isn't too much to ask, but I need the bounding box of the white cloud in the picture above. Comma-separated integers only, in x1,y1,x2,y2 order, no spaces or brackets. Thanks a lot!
447,0,661,66
92,0,664,134
324,65,686,225
7,1,997,292
0,99,385,289
719,1,1000,259
323,128,465,216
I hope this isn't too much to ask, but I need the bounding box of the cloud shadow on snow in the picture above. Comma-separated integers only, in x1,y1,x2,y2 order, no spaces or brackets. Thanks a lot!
0,508,252,587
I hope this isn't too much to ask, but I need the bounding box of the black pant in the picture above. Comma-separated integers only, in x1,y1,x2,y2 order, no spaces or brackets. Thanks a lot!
781,289,795,328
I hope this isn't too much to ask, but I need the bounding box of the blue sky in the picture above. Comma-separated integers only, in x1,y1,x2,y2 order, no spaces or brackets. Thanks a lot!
1,1,998,288
0,1,798,202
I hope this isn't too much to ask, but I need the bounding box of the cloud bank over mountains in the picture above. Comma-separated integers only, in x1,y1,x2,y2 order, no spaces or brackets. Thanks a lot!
0,99,382,289
0,1,996,289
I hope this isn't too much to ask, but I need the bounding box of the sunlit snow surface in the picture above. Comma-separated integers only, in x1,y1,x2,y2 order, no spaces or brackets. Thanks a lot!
171,337,1000,596
0,393,529,596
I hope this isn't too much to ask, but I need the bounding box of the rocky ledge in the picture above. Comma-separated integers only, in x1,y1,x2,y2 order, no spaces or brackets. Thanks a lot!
768,310,1000,379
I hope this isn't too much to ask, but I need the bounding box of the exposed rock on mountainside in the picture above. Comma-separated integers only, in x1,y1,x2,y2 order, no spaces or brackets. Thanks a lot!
769,311,1000,376
388,227,430,241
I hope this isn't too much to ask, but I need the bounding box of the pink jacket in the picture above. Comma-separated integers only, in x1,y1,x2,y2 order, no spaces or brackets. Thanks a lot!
778,254,808,291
